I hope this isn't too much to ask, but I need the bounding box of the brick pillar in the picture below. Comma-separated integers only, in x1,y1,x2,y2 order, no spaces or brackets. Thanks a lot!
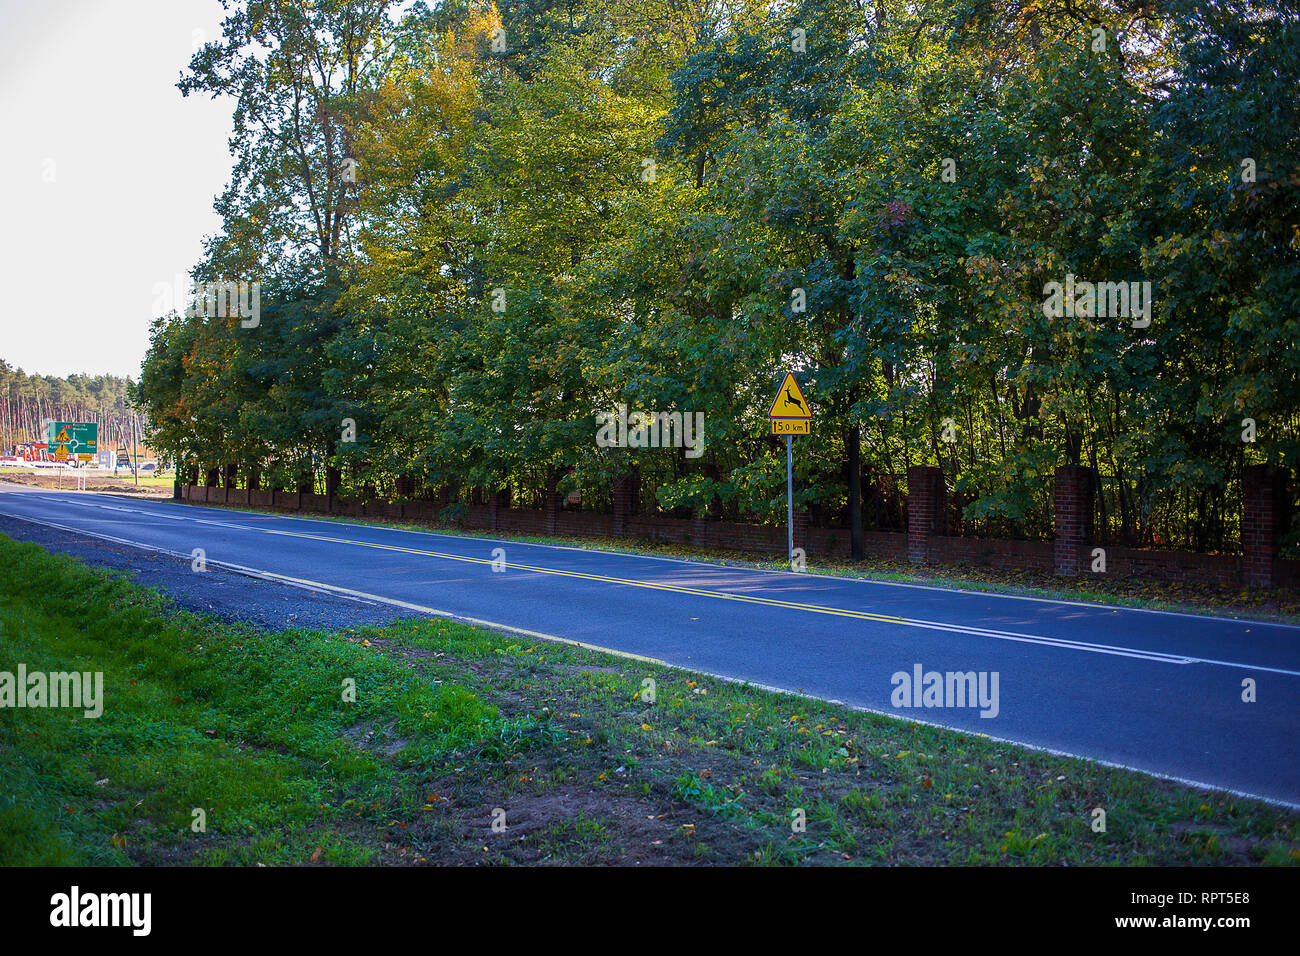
326,466,342,512
545,490,562,534
1053,465,1094,577
1243,465,1288,588
489,490,510,530
612,474,636,535
793,510,810,555
690,507,708,548
907,466,944,564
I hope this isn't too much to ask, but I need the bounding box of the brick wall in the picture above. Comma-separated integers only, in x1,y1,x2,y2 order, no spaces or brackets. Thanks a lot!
176,474,1292,590
1101,545,1240,588
933,535,1054,573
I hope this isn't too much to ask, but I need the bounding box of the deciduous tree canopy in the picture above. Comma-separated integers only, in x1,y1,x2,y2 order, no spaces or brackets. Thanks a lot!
138,0,1300,554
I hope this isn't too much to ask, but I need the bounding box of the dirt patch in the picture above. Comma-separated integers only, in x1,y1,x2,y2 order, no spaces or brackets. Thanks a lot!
343,718,410,756
1167,820,1258,863
392,764,770,865
0,473,172,496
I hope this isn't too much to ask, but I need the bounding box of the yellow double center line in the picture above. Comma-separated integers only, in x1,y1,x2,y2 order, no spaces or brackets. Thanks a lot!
255,527,1211,666
261,526,916,625
11,492,1296,671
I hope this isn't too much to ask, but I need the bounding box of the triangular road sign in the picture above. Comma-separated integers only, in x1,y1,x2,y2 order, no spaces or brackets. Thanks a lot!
768,372,812,420
55,428,70,442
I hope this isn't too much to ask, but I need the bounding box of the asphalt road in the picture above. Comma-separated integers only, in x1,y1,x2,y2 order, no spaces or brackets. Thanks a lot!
3,481,1298,805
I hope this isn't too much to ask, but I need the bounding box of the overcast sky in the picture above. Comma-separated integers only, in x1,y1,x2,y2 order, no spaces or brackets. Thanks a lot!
0,0,234,380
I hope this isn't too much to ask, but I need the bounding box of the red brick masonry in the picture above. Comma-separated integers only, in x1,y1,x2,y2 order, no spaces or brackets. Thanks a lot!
177,465,1294,589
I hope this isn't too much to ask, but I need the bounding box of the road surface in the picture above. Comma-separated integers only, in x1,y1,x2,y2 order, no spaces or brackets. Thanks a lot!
2,481,1297,805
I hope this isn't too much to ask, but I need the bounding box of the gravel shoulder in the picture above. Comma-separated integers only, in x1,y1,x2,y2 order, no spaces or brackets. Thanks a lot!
0,514,426,632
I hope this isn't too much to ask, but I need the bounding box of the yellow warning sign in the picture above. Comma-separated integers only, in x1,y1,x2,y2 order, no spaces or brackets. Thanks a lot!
55,428,70,442
767,372,812,420
55,444,69,461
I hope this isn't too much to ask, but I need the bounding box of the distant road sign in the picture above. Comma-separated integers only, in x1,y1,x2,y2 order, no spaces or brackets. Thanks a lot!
47,422,98,461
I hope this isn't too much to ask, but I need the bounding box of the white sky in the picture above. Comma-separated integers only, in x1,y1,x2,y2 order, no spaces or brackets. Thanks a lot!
0,0,234,379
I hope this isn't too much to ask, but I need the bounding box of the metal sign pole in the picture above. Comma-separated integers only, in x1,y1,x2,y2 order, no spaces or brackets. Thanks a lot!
767,371,810,570
786,434,793,565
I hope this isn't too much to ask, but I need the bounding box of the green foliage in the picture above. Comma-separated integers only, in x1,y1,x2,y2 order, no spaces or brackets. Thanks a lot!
472,712,569,761
136,0,1300,554
671,771,744,818
0,534,497,864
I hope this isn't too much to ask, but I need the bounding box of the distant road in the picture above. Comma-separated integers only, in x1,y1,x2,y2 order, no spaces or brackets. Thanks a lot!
2,481,1298,805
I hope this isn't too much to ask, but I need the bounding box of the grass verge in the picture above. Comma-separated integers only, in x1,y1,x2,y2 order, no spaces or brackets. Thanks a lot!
1,533,1297,866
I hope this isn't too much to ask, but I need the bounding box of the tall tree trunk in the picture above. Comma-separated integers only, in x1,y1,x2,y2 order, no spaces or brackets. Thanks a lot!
848,422,863,560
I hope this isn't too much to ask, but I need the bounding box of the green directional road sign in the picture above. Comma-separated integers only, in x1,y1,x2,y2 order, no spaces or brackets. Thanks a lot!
47,421,98,462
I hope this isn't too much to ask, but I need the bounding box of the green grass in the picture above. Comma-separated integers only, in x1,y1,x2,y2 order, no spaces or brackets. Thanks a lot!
0,535,496,865
2,532,1298,866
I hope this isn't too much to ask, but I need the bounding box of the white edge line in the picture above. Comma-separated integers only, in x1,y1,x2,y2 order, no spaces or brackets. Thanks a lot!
49,483,1300,632
3,505,1298,811
6,498,1300,676
0,509,665,666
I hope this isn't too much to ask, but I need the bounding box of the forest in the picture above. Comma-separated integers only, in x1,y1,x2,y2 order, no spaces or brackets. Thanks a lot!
0,361,143,458
135,0,1300,556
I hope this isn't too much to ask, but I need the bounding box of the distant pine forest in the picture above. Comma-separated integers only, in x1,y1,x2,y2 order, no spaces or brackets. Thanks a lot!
0,360,146,457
